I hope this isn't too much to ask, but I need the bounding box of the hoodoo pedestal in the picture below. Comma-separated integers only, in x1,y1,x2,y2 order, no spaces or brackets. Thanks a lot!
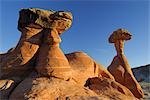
36,29,71,80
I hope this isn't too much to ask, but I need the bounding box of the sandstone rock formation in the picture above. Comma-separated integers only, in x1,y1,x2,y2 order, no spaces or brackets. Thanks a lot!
0,8,144,100
19,8,73,80
35,28,72,80
107,28,144,98
85,77,137,100
9,72,109,100
0,8,115,100
18,8,72,35
0,28,42,78
66,51,114,86
0,10,43,100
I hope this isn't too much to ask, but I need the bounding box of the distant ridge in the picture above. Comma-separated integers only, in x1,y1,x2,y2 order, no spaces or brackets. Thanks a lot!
132,64,150,82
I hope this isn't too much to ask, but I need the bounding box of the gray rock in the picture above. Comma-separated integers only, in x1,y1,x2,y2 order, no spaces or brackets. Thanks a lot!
132,64,150,82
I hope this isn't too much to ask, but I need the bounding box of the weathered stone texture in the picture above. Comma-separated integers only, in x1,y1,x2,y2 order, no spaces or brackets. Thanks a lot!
108,28,144,99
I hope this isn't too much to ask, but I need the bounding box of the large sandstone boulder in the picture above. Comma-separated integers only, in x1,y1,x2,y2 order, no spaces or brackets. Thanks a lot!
9,72,109,100
107,28,144,99
85,77,137,100
66,51,114,86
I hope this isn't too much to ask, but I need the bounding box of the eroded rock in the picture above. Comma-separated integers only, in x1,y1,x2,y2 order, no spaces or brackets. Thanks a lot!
108,28,132,43
1,8,144,100
107,28,144,98
85,77,137,100
18,8,72,34
9,72,108,100
32,8,73,80
35,29,72,80
0,22,43,100
66,51,114,86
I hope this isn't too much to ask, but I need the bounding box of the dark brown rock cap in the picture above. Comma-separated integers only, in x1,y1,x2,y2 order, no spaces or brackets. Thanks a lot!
109,28,132,43
18,8,73,34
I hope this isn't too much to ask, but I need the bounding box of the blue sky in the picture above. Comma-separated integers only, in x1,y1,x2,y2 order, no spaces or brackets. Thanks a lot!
0,0,149,68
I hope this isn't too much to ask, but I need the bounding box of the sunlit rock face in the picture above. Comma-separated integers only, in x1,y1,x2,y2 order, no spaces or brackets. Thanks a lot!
0,8,73,99
0,8,145,100
65,51,115,86
107,28,144,99
35,28,72,80
108,28,132,43
84,77,136,100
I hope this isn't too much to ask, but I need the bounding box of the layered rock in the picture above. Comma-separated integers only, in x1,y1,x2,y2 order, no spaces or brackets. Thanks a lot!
1,8,73,99
0,27,42,78
0,9,72,77
107,28,144,98
35,28,72,80
30,8,73,80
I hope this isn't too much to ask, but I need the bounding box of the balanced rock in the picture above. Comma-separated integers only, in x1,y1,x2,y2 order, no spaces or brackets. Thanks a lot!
33,8,73,80
0,8,72,79
18,8,72,35
107,28,144,98
108,28,132,43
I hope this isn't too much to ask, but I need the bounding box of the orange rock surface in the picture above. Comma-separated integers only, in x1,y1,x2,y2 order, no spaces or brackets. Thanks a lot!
35,28,72,80
66,51,114,86
107,28,144,98
0,27,42,78
9,72,109,100
0,9,144,100
85,77,137,100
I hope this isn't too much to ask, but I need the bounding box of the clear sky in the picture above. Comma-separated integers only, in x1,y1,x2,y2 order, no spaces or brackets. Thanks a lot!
0,0,149,68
